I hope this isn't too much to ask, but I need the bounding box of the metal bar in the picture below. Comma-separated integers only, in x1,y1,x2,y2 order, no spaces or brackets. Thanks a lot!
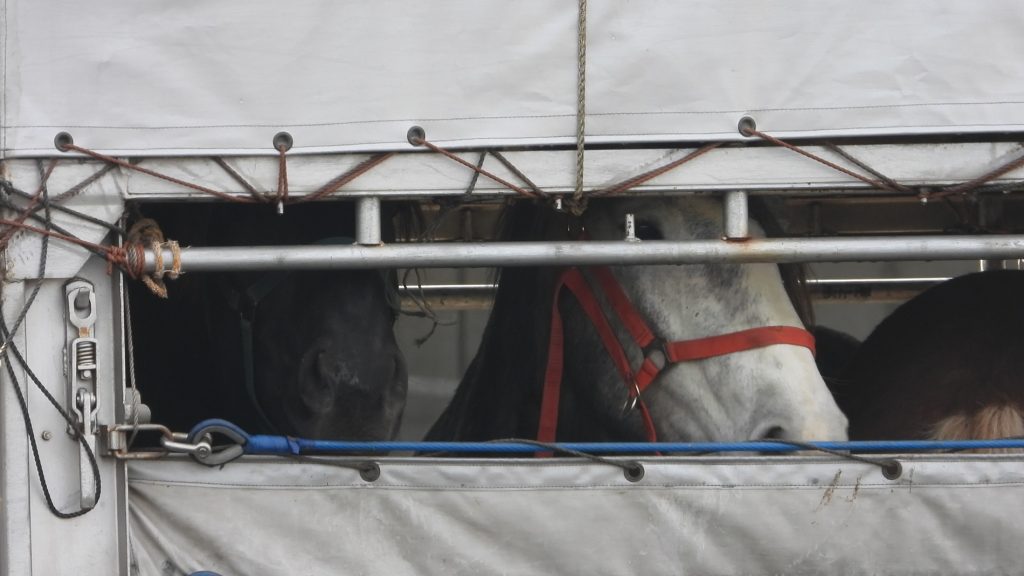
149,235,1024,272
396,278,955,310
355,197,382,245
723,190,749,239
808,277,948,302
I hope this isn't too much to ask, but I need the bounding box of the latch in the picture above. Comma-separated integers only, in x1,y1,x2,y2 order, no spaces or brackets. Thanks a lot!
64,279,99,510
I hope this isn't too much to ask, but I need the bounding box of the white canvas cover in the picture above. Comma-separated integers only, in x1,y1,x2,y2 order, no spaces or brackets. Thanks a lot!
129,455,1024,575
4,0,1024,157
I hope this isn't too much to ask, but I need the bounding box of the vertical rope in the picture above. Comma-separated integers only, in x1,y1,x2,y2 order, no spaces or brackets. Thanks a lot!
571,0,588,215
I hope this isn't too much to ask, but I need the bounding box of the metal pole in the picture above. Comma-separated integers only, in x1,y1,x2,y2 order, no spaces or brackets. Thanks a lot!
396,278,953,310
355,197,382,245
149,235,1024,272
723,191,749,240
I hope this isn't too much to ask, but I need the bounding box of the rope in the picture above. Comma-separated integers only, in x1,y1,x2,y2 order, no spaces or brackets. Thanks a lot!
51,164,118,205
570,0,588,215
410,136,540,198
822,144,913,194
932,148,1024,198
125,219,182,297
490,151,546,197
212,157,267,202
240,437,1024,454
1,179,127,237
295,153,395,204
0,159,59,248
594,143,722,196
0,182,102,518
276,144,289,210
749,128,1024,199
746,129,903,193
61,144,256,204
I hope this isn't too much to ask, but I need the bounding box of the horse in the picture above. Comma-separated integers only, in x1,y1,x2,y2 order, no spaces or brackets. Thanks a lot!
127,201,408,440
426,197,848,443
833,270,1024,441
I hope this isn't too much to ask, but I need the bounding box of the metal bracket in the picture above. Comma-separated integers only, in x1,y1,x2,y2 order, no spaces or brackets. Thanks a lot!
64,279,99,509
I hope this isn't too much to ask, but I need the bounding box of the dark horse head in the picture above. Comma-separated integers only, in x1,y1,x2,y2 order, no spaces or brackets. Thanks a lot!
837,270,1024,441
128,202,407,439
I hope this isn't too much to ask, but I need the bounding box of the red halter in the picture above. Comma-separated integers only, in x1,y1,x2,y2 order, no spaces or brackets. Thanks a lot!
538,266,816,444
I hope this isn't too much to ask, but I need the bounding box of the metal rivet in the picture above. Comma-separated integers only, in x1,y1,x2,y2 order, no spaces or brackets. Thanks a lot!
272,131,293,152
881,460,902,480
406,126,426,146
737,116,757,137
41,430,53,441
54,132,74,152
359,462,381,482
623,462,645,482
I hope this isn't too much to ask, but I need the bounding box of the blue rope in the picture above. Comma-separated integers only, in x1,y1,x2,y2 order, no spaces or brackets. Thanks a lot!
242,435,1024,455
186,419,1024,456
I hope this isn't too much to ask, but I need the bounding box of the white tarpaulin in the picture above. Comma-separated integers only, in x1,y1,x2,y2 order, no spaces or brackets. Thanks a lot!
3,0,1024,157
129,455,1024,575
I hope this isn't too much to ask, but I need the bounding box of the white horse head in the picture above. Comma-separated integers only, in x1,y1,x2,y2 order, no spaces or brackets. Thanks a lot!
573,197,848,441
427,196,847,443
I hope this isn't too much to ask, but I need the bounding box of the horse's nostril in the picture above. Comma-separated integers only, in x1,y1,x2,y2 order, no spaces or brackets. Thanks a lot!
757,426,787,441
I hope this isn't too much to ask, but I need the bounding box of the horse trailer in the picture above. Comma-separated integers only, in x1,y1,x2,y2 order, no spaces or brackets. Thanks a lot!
2,1,1024,574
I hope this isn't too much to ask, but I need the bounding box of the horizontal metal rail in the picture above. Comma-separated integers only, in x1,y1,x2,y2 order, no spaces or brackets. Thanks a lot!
147,235,1024,272
397,277,956,310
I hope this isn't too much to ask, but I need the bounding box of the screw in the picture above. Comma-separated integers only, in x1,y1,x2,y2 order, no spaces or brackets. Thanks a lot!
41,430,53,441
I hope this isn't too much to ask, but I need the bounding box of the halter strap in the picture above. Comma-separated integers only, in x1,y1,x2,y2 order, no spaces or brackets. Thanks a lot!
538,265,816,445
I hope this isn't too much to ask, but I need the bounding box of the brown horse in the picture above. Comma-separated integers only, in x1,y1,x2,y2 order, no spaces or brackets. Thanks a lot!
832,270,1024,441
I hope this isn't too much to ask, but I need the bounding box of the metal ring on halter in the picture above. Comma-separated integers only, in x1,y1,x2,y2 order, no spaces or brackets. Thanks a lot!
622,381,642,416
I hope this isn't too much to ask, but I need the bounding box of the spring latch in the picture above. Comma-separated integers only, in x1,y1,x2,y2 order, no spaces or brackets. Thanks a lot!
65,279,100,509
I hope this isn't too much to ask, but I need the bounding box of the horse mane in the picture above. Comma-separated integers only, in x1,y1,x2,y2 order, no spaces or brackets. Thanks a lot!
426,200,569,440
749,198,815,327
931,406,1024,442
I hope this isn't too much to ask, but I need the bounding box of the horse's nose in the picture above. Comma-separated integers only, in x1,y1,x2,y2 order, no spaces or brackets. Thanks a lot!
315,349,359,388
752,425,787,442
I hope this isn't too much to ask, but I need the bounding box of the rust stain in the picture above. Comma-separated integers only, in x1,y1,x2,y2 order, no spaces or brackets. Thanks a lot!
845,477,861,502
817,470,842,510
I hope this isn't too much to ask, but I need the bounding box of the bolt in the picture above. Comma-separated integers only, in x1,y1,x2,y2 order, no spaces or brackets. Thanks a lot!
41,430,53,441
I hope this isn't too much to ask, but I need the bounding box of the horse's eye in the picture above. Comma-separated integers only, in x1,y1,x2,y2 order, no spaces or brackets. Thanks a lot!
635,220,663,240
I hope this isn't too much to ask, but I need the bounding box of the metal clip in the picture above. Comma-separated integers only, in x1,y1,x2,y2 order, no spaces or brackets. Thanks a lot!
64,279,99,509
622,381,642,416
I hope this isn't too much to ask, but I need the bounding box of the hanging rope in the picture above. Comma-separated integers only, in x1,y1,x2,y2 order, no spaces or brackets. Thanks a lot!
569,0,588,215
